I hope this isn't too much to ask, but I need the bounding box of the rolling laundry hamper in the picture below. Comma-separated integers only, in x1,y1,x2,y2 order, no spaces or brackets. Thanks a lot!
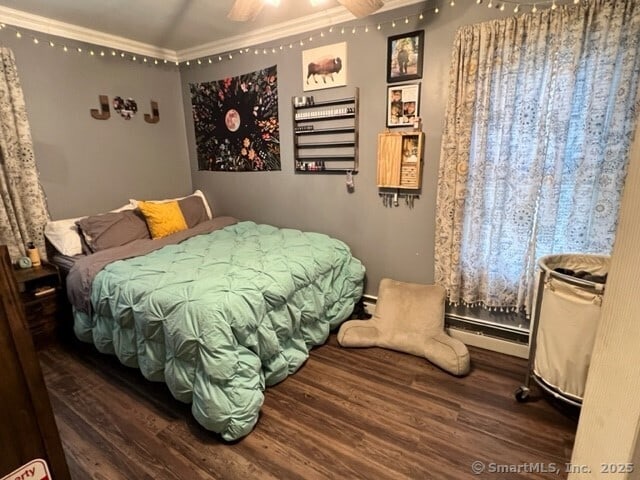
515,254,609,407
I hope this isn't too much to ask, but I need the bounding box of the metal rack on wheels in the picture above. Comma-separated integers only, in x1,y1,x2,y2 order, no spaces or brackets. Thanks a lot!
515,254,609,407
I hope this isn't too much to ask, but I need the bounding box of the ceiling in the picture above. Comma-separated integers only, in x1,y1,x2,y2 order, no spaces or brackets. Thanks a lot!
0,0,424,62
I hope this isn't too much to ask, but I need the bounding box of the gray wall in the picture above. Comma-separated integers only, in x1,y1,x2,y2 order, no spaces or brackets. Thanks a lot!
1,32,192,220
180,3,515,296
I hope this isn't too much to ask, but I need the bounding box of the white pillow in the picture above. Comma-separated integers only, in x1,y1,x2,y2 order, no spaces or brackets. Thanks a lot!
44,217,85,256
129,190,212,219
44,203,135,256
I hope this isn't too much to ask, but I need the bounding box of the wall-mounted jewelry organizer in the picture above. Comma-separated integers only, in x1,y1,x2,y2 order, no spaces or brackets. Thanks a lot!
292,88,359,174
377,130,424,207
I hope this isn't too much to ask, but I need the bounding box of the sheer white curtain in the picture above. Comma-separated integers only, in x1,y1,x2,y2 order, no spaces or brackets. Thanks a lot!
435,0,640,314
0,47,49,260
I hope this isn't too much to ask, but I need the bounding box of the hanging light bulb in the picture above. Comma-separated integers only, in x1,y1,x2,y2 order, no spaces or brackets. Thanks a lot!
49,40,55,47
197,59,201,64
33,38,39,44
352,27,356,34
392,20,396,27
208,58,212,63
89,50,95,56
405,17,409,24
321,31,325,37
419,12,424,19
450,0,455,6
111,50,116,56
377,24,381,30
272,48,276,53
100,50,105,56
77,47,82,53
132,55,137,61
263,49,267,54
476,0,482,4
532,4,537,12
15,31,22,38
487,0,492,7
435,6,440,13
154,59,158,64
120,52,125,57
228,53,233,59
329,26,333,33
551,1,557,9
219,55,223,61
500,3,505,10
341,27,345,34
514,4,520,12
63,45,68,52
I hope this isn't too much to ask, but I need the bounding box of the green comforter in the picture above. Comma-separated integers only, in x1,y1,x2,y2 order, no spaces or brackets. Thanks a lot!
73,221,365,440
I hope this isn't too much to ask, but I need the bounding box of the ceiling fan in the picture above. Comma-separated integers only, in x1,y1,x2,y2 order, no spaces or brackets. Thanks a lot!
228,0,384,22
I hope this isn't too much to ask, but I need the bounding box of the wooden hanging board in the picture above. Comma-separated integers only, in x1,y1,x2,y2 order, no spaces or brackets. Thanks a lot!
377,131,424,189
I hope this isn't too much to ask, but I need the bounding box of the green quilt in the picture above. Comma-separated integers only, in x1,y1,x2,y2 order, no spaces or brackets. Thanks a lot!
73,221,365,440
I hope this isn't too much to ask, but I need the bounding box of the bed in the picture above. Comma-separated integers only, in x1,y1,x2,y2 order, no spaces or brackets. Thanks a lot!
48,193,365,441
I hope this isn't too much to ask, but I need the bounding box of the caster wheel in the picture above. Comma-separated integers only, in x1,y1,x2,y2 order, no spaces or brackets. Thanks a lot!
515,386,530,402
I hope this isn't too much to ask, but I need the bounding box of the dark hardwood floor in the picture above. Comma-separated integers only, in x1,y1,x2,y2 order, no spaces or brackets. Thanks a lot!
39,334,578,480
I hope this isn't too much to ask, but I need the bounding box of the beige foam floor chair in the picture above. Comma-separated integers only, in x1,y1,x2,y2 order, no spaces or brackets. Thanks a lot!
338,278,470,376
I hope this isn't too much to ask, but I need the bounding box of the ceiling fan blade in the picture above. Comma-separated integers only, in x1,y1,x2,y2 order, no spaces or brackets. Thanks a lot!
228,0,266,21
337,0,384,18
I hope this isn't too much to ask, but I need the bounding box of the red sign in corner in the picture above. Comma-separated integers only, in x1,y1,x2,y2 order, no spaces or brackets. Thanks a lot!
1,458,51,480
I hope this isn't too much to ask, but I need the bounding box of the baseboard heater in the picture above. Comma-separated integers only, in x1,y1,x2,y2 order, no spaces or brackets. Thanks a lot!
361,294,529,345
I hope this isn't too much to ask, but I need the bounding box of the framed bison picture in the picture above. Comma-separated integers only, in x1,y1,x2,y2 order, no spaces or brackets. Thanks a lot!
302,42,347,92
387,30,424,83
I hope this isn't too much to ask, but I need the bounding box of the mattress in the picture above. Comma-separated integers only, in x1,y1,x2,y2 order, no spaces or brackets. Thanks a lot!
67,219,365,440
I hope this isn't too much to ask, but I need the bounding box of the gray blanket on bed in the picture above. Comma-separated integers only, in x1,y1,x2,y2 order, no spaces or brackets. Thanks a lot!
66,216,238,313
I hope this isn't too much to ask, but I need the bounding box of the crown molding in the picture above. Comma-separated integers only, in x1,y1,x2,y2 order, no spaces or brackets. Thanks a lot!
0,0,424,64
0,5,177,62
177,0,426,62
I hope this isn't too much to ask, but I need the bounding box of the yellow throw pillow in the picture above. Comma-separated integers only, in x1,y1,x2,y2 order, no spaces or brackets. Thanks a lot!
137,200,188,239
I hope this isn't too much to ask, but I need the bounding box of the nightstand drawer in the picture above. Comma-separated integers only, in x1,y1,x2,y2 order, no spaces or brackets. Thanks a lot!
23,293,59,324
13,262,62,348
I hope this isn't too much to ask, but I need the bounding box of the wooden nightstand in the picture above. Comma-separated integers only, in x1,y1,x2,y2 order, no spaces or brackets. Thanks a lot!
13,261,62,348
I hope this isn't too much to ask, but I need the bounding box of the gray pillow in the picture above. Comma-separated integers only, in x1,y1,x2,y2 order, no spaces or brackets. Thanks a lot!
178,195,209,228
76,210,150,253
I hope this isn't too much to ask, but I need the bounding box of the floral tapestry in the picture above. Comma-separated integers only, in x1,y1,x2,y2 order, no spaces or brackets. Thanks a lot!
190,65,280,171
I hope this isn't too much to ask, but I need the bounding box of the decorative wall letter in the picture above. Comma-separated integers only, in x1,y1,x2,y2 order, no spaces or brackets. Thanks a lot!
90,95,110,120
144,100,160,123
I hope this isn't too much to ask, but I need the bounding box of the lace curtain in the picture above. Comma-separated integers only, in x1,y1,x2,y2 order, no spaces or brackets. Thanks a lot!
0,47,49,261
435,0,640,314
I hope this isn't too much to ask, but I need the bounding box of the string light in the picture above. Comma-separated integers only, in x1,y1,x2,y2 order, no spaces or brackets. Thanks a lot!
0,2,573,69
